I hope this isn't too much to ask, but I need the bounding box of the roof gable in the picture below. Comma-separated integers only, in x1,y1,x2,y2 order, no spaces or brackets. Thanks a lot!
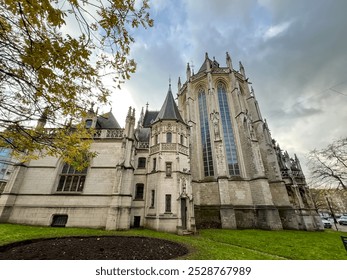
97,111,121,129
143,110,159,128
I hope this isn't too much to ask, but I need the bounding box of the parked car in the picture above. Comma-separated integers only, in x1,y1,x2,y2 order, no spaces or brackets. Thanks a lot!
337,215,347,225
321,218,332,229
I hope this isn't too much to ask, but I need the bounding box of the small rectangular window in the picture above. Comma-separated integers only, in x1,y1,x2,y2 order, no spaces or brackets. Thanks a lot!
51,215,68,227
138,157,146,168
153,158,157,171
165,194,172,213
166,162,172,177
166,132,172,143
135,183,144,199
0,181,6,193
150,190,155,208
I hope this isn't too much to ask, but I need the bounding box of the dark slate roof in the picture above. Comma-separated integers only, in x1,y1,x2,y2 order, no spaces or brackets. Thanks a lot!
97,111,121,129
153,85,184,124
143,110,159,128
137,127,150,142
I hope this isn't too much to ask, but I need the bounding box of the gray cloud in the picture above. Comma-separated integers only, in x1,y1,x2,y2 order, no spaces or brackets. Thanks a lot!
110,0,347,174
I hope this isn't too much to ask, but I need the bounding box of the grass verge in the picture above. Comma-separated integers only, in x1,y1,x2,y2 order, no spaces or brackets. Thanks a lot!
0,224,346,260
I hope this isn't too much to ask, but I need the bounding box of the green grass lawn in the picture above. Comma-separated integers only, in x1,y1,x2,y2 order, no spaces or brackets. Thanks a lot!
0,223,346,260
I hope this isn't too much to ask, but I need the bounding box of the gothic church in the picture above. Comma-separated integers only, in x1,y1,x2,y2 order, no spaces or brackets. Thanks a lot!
0,53,323,233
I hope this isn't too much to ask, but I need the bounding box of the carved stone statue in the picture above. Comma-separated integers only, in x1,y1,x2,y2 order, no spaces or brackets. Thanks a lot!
210,110,221,140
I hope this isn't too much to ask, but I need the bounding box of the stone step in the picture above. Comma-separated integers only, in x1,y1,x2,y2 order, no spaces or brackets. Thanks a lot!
181,230,194,235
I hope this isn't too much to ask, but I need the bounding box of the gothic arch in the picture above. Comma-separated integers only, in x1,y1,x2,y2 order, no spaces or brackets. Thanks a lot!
195,83,207,94
214,78,229,92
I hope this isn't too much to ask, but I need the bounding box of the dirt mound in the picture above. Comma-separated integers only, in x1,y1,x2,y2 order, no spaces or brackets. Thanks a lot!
0,236,189,260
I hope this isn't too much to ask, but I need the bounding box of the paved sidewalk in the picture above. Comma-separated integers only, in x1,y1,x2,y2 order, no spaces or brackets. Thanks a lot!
332,223,347,233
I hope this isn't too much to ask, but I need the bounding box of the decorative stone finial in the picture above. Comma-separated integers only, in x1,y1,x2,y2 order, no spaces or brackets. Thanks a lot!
226,51,233,69
186,63,191,79
239,61,246,77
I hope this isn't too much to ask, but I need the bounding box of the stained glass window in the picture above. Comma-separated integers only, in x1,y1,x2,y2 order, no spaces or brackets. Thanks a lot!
198,89,214,176
217,83,240,175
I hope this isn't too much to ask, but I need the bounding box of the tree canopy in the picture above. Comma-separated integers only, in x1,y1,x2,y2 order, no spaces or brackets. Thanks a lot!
308,137,347,190
0,0,153,168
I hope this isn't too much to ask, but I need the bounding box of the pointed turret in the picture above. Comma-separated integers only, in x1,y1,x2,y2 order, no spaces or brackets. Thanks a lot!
206,53,211,71
250,86,255,96
125,106,135,138
153,83,185,124
294,154,303,172
186,63,191,80
137,107,145,128
226,52,233,69
239,61,246,78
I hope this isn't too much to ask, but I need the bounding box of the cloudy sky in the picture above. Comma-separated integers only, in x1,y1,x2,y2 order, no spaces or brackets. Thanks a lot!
109,0,347,174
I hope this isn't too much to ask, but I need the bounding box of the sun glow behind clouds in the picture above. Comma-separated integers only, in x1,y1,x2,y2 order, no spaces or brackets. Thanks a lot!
263,21,292,40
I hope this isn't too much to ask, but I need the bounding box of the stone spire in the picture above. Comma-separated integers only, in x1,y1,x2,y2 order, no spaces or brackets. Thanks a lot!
206,52,211,71
239,61,246,78
137,107,145,128
226,51,233,69
186,63,191,80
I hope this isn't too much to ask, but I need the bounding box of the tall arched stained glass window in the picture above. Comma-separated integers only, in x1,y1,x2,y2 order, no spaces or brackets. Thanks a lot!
198,89,214,176
217,82,240,176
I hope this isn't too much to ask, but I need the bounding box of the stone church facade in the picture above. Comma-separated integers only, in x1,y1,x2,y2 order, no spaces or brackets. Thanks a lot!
0,53,323,233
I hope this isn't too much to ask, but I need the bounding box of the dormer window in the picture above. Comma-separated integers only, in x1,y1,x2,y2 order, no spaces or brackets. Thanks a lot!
85,119,93,129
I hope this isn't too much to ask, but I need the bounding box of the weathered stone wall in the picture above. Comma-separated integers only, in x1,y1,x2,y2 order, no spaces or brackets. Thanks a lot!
194,205,222,229
7,205,109,228
226,180,253,205
269,181,291,206
192,181,220,206
1,140,127,228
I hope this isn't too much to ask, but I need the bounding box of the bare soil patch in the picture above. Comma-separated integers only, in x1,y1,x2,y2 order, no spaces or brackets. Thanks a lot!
0,236,189,260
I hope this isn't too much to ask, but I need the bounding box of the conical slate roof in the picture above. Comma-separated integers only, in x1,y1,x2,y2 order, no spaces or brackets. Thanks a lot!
153,85,184,124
